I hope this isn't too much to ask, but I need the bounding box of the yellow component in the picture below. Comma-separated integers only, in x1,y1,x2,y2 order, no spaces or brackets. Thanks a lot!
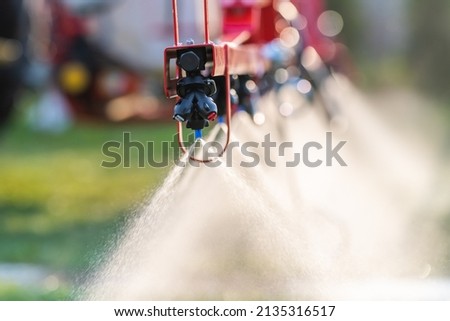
58,61,90,95
0,38,22,64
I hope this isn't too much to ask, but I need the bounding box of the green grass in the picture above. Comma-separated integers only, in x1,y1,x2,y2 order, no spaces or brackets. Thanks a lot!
0,282,71,301
0,102,175,300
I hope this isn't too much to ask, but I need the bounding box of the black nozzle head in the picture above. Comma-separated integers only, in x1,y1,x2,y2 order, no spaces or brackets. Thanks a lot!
178,51,200,73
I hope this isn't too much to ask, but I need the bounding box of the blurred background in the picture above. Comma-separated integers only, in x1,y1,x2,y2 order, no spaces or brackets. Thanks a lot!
0,0,449,299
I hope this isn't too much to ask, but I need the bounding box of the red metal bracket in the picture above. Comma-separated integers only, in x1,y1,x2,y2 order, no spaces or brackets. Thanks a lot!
165,0,267,162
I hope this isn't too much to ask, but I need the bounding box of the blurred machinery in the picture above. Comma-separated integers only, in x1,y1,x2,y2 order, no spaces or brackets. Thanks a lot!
0,0,28,128
1,0,352,129
47,0,169,122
